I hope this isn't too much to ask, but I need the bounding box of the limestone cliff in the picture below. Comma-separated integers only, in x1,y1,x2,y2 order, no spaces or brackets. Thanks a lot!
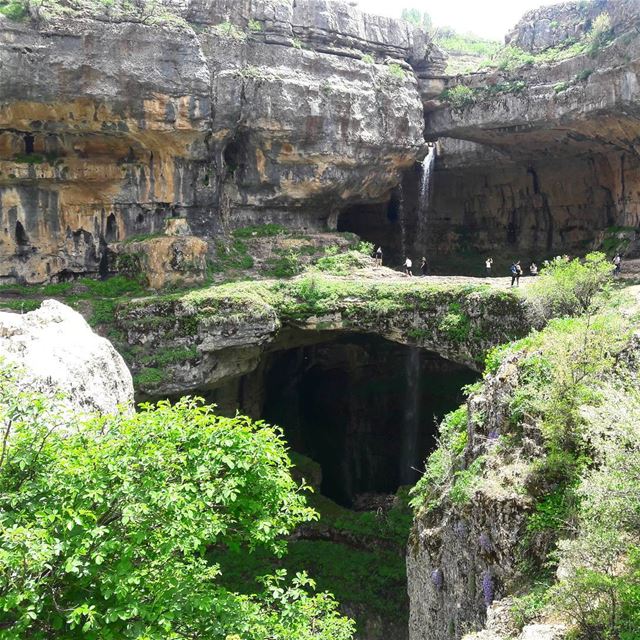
0,0,444,284
414,0,640,270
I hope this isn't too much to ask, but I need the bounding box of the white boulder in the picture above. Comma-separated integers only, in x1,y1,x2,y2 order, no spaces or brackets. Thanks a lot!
0,300,134,414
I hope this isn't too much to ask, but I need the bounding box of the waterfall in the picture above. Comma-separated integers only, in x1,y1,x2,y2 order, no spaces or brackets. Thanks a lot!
398,182,406,265
400,347,421,485
417,145,436,253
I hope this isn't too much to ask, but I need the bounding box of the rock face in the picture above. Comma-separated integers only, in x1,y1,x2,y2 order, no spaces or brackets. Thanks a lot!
407,353,534,640
0,0,444,284
110,276,531,397
0,299,134,413
395,0,640,272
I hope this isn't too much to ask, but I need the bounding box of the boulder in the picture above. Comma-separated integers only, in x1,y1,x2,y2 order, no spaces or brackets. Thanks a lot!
0,300,134,414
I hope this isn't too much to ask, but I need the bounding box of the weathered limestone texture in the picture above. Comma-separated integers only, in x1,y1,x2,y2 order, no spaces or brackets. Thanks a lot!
0,299,134,413
407,353,535,639
0,0,444,284
416,0,640,266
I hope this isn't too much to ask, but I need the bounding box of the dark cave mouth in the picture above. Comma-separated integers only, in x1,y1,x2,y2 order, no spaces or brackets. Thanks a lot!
205,334,479,508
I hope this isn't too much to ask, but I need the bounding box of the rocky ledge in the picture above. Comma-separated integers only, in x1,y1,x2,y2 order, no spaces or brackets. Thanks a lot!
109,268,531,396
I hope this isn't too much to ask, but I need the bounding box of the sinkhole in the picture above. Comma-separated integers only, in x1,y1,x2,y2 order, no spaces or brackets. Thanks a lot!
208,334,479,508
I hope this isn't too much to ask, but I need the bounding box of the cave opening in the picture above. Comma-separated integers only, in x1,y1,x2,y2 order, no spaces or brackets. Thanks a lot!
23,133,34,155
15,220,28,246
252,334,478,507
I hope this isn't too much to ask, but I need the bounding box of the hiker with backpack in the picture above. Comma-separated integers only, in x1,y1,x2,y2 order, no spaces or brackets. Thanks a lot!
510,261,522,287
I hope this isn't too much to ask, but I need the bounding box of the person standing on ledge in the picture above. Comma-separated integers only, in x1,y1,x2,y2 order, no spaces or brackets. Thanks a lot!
485,257,493,277
510,261,523,287
375,246,383,267
404,257,413,277
613,253,622,276
529,262,538,276
420,256,428,276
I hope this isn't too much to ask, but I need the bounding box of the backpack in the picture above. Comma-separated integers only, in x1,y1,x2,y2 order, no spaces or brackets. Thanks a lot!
510,264,518,275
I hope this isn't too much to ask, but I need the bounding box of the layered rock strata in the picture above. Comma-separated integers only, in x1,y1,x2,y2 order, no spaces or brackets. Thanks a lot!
0,0,444,283
417,0,640,268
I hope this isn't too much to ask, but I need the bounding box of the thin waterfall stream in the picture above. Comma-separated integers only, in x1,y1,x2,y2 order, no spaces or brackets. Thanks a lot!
417,145,436,253
400,347,421,485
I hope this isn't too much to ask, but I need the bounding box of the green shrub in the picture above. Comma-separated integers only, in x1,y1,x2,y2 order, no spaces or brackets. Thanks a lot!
575,68,594,81
314,249,369,276
410,406,469,511
438,303,471,342
386,63,406,79
586,12,612,56
525,252,613,320
213,20,247,41
0,0,27,20
553,81,571,93
266,250,301,278
361,53,374,64
449,456,485,505
441,85,475,108
248,18,262,32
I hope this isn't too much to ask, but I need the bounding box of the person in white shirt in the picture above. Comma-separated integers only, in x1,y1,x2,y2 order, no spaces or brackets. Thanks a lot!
404,257,413,277
485,257,493,277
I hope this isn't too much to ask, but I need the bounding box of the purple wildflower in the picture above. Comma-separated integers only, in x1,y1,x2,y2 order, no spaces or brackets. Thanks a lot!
431,568,444,591
479,532,493,553
482,571,494,606
488,429,499,441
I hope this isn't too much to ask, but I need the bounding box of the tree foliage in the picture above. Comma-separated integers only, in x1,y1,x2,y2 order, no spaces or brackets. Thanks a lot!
525,252,613,321
0,367,354,639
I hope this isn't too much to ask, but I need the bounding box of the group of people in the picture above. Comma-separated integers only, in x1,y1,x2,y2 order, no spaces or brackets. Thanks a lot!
374,247,428,276
485,257,538,287
374,247,625,282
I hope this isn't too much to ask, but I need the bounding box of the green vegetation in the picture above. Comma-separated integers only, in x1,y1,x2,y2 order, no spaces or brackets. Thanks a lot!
265,250,302,278
525,252,612,320
412,253,640,637
248,18,262,32
435,31,500,58
209,239,254,273
0,0,27,20
440,85,475,109
361,53,374,65
486,11,614,72
216,486,413,631
212,19,247,41
386,63,406,80
313,246,370,276
0,372,354,639
400,8,432,32
438,302,471,342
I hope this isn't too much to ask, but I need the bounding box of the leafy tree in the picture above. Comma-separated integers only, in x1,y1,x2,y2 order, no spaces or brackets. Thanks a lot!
401,8,432,32
551,382,640,638
525,252,613,321
0,367,354,639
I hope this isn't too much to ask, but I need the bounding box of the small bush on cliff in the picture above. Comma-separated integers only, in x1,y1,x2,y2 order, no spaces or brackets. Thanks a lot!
0,0,27,20
549,381,640,638
441,85,475,109
586,12,613,56
0,370,355,639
